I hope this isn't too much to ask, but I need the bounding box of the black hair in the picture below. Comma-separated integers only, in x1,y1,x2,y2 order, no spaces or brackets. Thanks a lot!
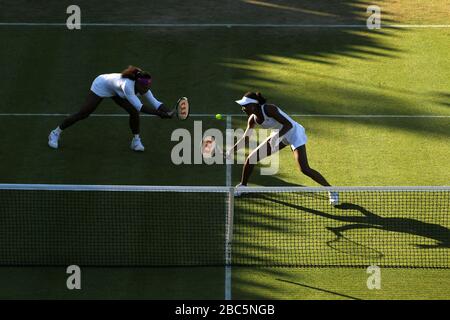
121,65,151,80
244,91,267,105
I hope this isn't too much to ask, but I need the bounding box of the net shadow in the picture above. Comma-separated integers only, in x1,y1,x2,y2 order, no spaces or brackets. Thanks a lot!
232,190,450,268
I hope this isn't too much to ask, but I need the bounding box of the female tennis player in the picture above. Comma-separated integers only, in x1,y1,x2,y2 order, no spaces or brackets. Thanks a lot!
228,92,339,205
48,66,174,152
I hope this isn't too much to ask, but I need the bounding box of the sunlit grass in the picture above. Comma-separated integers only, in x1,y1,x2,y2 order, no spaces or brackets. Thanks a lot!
0,14,448,299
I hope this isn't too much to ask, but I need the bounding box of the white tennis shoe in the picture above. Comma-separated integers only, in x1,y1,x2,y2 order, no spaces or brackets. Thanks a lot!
234,183,247,197
48,130,60,149
329,191,339,206
130,137,145,152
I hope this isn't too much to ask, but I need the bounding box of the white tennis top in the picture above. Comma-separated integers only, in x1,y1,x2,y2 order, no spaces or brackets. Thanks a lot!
257,104,300,130
90,73,162,111
253,104,308,150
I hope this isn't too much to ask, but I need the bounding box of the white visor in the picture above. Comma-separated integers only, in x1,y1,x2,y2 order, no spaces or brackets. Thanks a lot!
235,96,259,106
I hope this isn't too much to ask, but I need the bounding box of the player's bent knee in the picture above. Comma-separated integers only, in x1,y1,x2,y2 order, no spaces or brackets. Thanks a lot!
126,107,139,117
76,112,90,120
300,166,313,176
130,110,139,118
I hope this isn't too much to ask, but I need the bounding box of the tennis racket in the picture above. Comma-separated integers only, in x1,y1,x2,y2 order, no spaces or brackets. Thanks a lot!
201,136,216,159
201,136,228,159
174,97,189,120
326,226,384,260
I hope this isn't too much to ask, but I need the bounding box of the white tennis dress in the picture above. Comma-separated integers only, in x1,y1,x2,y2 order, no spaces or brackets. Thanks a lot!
257,104,307,150
90,73,162,111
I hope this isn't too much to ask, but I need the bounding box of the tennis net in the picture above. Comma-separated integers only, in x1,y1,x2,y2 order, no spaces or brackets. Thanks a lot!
0,184,448,268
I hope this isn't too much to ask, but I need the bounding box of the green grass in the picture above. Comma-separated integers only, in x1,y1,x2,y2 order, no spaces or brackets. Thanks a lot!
1,267,448,300
0,1,449,300
233,267,450,300
0,28,449,186
0,267,225,299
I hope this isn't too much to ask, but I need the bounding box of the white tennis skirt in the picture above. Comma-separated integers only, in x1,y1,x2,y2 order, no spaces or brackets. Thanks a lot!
281,124,308,151
90,75,115,97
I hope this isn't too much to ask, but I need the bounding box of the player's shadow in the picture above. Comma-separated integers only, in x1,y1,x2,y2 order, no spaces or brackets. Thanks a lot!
275,278,362,300
264,196,450,249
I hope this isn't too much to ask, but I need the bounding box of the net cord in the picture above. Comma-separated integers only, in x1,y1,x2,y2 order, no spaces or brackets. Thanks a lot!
0,184,448,192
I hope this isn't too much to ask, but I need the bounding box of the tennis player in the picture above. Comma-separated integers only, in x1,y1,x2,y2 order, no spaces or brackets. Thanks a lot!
229,92,339,205
48,66,174,151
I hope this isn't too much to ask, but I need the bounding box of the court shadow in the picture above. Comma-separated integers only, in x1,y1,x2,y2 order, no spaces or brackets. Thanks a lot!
276,278,362,300
431,91,450,108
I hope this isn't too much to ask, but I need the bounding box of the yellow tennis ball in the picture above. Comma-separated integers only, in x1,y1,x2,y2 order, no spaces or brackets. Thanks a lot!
215,113,223,120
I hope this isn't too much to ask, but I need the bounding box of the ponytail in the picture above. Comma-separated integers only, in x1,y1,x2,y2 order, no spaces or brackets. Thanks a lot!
121,65,152,84
121,65,142,80
244,91,267,105
255,92,267,105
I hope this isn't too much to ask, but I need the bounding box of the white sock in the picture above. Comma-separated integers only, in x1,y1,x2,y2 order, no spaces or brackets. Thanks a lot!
134,134,140,139
54,127,62,135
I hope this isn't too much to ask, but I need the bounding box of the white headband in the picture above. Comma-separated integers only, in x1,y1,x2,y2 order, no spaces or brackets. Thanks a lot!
235,96,259,106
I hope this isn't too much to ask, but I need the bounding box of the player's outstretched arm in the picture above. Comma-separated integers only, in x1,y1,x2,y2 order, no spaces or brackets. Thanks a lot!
140,104,173,118
155,103,173,114
227,115,256,156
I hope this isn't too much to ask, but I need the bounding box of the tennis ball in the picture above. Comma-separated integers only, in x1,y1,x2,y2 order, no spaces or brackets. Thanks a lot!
215,113,223,120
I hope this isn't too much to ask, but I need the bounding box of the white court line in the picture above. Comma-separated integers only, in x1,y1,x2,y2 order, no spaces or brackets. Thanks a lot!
0,113,449,118
0,22,450,28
